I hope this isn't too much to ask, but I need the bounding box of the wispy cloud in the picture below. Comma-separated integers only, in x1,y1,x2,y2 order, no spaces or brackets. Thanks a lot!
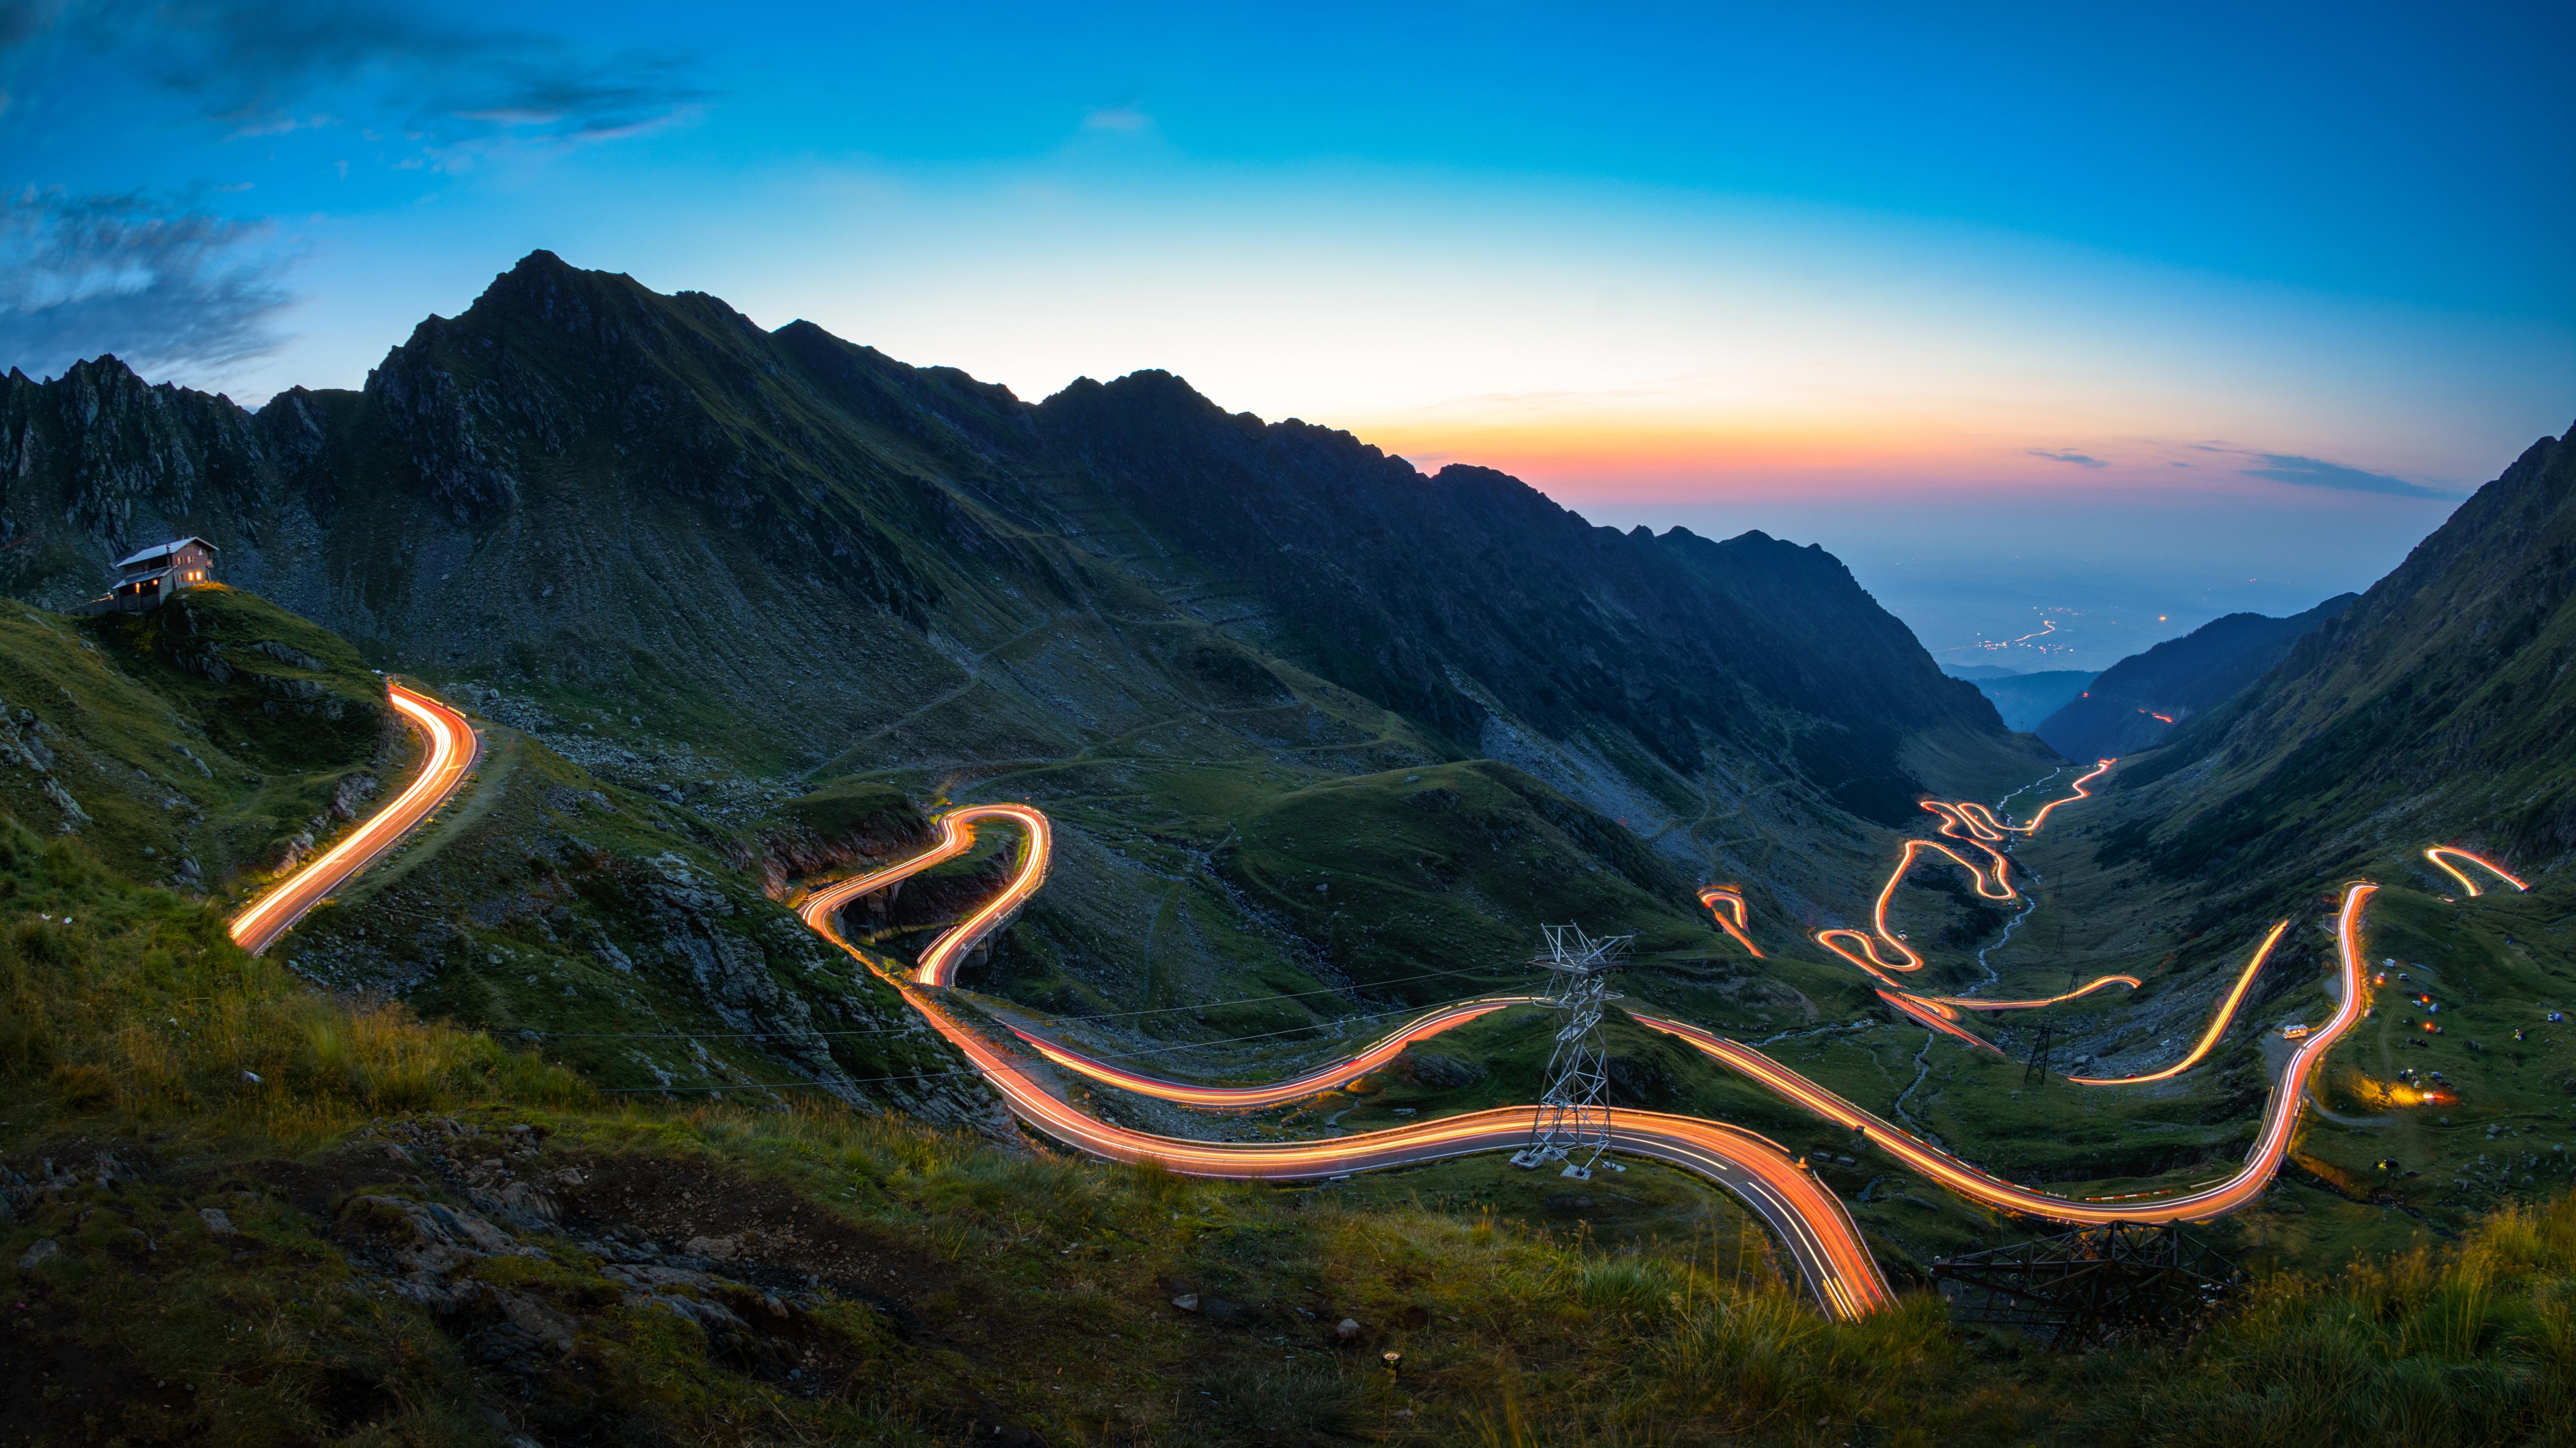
0,3,707,380
2028,447,2107,468
5,0,707,145
2209,447,2457,499
0,187,291,382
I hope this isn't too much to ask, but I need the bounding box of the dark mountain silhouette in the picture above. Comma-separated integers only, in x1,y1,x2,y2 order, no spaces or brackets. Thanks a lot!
0,251,2059,1013
2034,594,2357,761
0,251,2024,827
2103,418,2576,891
1969,669,2095,733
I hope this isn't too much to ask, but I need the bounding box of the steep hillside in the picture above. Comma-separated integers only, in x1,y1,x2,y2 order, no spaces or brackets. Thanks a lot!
1780,419,2576,1267
2034,593,2356,761
7,780,2573,1446
0,586,980,1116
1968,669,2095,732
0,251,2046,1031
0,587,391,891
2100,422,2574,894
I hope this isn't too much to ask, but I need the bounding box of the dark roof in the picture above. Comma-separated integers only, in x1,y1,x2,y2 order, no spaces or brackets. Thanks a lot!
113,537,218,570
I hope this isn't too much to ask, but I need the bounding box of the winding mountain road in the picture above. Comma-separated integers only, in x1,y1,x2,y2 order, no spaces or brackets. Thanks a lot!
229,681,478,956
791,808,1893,1319
231,681,2530,1323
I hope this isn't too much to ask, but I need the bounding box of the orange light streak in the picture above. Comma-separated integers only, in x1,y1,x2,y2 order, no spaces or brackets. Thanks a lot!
2423,846,2527,897
1938,975,2142,1011
1697,885,1765,957
238,685,2469,1306
1637,881,2374,1225
1945,758,2113,837
228,682,479,955
1811,762,2116,1053
2064,921,2286,1085
793,805,1894,1319
1814,835,2013,976
794,804,1052,985
1004,996,1534,1109
1874,988,2003,1052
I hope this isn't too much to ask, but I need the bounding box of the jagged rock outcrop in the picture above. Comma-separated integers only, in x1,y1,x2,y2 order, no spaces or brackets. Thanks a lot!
0,251,2017,827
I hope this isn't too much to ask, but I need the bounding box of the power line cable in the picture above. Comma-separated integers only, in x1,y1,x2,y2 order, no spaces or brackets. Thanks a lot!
525,961,1503,1040
586,999,1538,1095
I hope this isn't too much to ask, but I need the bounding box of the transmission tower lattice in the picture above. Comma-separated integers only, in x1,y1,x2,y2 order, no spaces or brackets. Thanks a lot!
2024,1021,2057,1086
1510,924,1631,1180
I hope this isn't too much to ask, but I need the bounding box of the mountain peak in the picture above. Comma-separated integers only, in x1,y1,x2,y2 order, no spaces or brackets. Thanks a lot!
1096,368,1219,411
511,248,575,274
462,249,654,329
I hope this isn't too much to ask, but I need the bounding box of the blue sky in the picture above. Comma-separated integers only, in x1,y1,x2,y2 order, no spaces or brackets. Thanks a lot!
5,0,2571,666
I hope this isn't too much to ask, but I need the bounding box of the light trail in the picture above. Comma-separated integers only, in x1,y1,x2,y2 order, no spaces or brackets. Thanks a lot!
1813,835,2013,977
1936,974,2141,1011
2063,921,2286,1085
1809,762,2120,1057
794,803,1052,985
255,681,2519,1312
793,804,1894,1319
1003,996,1534,1109
228,681,479,955
1697,885,1765,957
2423,846,2528,897
1637,881,2378,1225
1875,988,2002,1052
224,741,1891,1314
1945,758,2113,837
1807,768,2109,982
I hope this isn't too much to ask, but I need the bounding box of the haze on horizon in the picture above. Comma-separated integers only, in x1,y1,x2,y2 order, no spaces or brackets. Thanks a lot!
3,0,2570,670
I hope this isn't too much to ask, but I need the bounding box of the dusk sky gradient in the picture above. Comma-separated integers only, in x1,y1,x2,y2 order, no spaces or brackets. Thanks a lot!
4,0,2570,666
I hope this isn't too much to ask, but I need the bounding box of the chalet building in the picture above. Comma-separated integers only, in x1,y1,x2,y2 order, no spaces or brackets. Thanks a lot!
79,538,219,614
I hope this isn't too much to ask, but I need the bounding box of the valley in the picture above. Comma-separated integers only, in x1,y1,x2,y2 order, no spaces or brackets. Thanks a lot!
0,256,2568,1446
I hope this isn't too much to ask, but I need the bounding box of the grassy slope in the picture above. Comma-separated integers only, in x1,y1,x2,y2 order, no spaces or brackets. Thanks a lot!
0,587,980,1116
1218,761,1708,1000
1,588,2573,1442
2100,426,2576,904
0,587,395,893
276,721,979,1117
1875,796,2576,1272
8,828,2576,1446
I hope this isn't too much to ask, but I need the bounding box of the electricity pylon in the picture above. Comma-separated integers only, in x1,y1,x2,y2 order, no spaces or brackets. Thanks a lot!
1511,924,1631,1180
2024,1021,2056,1086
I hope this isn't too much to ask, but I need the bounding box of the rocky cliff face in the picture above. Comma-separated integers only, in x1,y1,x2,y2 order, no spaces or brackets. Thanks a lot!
1030,371,2003,822
2103,419,2576,891
0,252,2014,814
0,250,2045,1017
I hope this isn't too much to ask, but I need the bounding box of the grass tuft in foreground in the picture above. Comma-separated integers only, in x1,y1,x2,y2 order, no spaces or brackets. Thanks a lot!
0,814,585,1143
8,806,2576,1444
